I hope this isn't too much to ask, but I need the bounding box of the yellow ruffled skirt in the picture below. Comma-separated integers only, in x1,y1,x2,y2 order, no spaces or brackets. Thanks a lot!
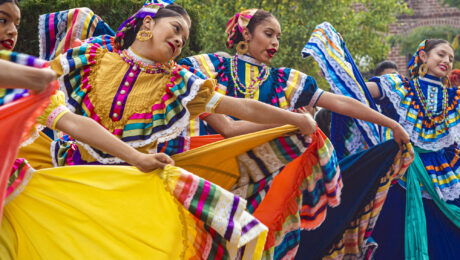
1,164,268,260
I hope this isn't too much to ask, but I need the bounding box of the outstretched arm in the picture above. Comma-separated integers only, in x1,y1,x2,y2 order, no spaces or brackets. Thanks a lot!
316,91,409,145
55,112,174,172
214,96,316,136
0,60,56,93
203,114,280,138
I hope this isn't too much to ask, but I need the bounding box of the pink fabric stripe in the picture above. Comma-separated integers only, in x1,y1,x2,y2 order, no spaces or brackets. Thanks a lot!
112,129,123,136
64,9,80,52
48,13,56,53
6,159,27,197
129,113,153,120
151,92,174,110
250,197,259,210
278,137,298,159
82,96,100,122
195,180,211,219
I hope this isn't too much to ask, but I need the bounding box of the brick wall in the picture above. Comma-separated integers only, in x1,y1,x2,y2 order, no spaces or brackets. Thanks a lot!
388,0,460,75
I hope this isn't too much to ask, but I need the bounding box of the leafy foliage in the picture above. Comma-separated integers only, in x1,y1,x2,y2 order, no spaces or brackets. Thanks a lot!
17,0,409,87
440,0,460,8
390,26,460,68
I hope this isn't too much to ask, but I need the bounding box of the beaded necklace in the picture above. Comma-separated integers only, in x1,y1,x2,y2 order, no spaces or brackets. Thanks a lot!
413,77,449,124
230,54,270,98
119,48,177,74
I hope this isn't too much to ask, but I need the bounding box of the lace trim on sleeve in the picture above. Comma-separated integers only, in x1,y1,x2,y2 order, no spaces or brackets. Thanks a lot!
288,74,308,111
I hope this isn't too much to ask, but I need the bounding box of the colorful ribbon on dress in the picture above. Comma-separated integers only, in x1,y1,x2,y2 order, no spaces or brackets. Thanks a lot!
39,8,115,60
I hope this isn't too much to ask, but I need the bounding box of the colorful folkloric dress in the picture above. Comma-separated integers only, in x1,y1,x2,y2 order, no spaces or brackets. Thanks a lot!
0,47,269,259
303,22,459,259
369,73,460,259
179,54,411,259
38,8,345,259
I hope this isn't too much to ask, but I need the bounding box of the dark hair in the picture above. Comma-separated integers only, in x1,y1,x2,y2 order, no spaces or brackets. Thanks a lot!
413,39,453,78
115,3,189,50
0,0,19,5
233,10,275,47
375,60,398,76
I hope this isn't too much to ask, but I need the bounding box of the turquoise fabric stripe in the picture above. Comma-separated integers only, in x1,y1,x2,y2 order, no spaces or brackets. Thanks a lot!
405,148,460,259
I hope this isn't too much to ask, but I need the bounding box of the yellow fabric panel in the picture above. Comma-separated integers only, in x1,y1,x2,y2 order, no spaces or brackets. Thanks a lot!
0,165,186,260
173,125,299,190
16,131,53,170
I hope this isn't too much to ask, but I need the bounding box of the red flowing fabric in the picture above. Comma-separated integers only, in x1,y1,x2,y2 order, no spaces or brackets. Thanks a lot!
0,82,56,219
189,134,224,150
254,129,328,249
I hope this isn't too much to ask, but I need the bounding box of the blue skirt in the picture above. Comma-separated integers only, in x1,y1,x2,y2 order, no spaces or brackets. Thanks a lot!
372,184,460,259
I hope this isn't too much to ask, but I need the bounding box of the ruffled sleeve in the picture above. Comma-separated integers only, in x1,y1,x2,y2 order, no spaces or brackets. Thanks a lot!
176,68,224,120
35,91,70,130
274,67,324,110
50,41,107,112
179,53,225,80
372,74,460,150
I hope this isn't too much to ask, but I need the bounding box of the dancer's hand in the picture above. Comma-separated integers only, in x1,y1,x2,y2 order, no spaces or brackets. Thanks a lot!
391,122,410,147
295,112,317,136
134,153,175,172
29,68,57,94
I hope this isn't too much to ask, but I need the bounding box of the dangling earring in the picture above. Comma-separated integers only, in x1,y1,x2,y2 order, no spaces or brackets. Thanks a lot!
419,63,428,77
136,30,153,41
236,41,249,55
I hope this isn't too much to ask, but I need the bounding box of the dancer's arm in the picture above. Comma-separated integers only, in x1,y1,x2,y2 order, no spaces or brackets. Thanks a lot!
214,96,316,136
365,82,381,99
316,91,409,145
0,60,56,93
55,113,174,172
203,114,280,138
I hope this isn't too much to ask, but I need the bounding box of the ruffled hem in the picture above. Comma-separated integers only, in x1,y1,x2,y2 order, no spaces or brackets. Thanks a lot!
5,159,35,205
159,165,268,259
380,76,460,151
254,129,342,250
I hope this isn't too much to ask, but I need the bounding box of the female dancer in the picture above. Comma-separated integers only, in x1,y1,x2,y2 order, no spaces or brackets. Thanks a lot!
1,1,321,259
179,9,412,259
303,23,459,259
368,39,460,259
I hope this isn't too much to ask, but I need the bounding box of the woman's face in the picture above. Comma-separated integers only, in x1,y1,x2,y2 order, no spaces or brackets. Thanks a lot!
0,2,20,51
141,15,190,63
244,16,281,64
421,43,454,78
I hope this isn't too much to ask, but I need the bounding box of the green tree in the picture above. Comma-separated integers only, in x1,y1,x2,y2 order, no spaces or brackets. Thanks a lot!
440,0,460,8
18,0,409,87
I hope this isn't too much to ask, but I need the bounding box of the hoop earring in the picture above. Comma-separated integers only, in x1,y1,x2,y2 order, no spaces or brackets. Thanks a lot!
236,41,249,55
136,30,153,41
418,63,428,77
